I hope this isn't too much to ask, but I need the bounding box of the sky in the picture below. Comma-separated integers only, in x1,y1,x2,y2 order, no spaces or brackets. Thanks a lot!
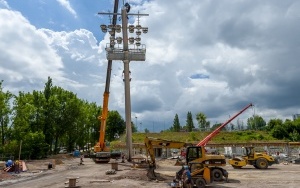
1,0,300,132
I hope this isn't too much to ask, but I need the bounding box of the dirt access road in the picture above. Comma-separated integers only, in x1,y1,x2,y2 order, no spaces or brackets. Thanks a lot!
0,156,300,188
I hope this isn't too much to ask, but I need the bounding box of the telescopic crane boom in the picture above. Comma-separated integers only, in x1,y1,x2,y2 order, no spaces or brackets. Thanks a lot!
92,0,120,162
197,103,253,146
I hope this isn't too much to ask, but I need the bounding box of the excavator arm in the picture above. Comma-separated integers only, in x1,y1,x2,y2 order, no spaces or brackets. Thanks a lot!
144,137,189,167
144,137,189,180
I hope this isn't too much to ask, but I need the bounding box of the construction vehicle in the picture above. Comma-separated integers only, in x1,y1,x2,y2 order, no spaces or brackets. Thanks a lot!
88,0,121,163
144,137,228,184
172,166,212,188
143,104,255,185
228,146,277,169
195,103,277,169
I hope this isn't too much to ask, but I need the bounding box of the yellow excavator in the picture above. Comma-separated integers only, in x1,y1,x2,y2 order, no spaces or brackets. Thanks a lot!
144,137,228,186
228,146,277,169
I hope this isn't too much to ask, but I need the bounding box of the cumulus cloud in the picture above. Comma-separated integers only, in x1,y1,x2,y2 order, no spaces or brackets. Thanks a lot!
0,8,104,102
120,0,300,129
2,0,300,132
0,9,65,92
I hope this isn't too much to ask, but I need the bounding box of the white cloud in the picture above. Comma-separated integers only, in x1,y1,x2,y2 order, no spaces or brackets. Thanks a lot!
0,8,104,103
2,0,300,132
0,9,65,91
0,0,9,9
56,0,77,18
121,0,300,130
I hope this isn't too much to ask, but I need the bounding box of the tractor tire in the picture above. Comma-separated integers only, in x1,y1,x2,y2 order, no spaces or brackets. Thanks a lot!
195,178,206,188
253,164,259,169
256,158,268,169
211,168,223,181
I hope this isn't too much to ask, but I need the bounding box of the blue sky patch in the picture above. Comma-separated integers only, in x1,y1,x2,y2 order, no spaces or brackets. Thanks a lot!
190,73,209,79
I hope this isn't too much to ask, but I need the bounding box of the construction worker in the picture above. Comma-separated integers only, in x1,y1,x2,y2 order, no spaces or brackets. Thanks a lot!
14,160,20,174
181,165,193,188
121,153,125,163
80,155,84,165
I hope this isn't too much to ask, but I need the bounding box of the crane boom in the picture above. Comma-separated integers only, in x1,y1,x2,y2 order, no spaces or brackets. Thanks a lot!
94,0,119,153
196,103,253,146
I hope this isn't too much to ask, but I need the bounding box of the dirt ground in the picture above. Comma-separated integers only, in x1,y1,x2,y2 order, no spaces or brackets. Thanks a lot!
0,154,300,188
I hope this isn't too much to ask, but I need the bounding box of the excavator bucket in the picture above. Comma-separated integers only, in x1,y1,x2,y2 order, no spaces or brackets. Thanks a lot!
146,166,157,180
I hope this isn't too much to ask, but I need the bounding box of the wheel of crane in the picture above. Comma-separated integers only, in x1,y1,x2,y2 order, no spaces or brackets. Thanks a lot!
211,168,223,181
195,178,206,188
256,158,268,169
253,164,259,169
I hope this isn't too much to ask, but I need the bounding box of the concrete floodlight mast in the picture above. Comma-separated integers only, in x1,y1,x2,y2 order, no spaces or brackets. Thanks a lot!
99,5,148,161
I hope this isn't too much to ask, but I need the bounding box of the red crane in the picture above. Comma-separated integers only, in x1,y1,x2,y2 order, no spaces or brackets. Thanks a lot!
196,103,253,146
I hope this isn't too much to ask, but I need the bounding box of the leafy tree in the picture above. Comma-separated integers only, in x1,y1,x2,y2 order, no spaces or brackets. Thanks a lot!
79,101,99,150
12,92,35,141
266,119,283,131
0,81,13,146
172,114,181,132
289,129,300,141
186,111,194,132
43,77,54,153
196,112,209,131
271,123,289,140
21,131,48,159
132,122,138,133
106,110,125,142
144,128,150,133
62,90,82,152
247,115,266,130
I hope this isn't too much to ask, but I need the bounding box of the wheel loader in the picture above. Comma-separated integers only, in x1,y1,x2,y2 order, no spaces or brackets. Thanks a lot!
228,146,278,169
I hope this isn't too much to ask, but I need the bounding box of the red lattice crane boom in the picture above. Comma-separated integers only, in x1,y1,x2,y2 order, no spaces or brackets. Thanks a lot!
196,103,253,146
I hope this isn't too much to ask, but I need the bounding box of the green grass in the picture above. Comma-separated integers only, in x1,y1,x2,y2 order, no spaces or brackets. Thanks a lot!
111,130,280,148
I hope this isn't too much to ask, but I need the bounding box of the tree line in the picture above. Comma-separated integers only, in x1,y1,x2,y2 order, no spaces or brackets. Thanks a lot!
0,78,129,159
169,111,300,142
1,77,299,159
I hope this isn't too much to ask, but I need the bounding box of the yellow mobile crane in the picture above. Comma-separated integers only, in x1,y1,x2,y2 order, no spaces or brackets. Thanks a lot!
89,0,121,163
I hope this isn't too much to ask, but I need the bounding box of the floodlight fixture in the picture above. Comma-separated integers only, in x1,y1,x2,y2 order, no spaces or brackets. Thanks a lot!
136,30,141,35
129,37,135,44
115,25,121,33
129,25,135,33
142,27,148,34
116,37,123,44
136,42,141,46
100,24,107,33
108,24,114,29
135,37,141,42
136,25,142,30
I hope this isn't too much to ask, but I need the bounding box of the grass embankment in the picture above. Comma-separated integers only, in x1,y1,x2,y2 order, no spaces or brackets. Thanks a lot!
111,130,281,149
